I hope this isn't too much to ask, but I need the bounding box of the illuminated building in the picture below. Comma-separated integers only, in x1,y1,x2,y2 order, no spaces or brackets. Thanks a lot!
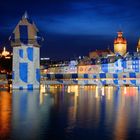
0,47,12,74
1,47,10,57
1,47,11,59
41,30,140,86
9,12,43,90
137,38,140,52
44,50,140,86
114,31,127,56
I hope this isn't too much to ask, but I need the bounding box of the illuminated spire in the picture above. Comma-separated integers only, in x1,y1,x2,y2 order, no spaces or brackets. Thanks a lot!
22,11,28,19
137,38,140,52
138,38,140,46
117,31,123,38
2,46,10,57
3,47,6,52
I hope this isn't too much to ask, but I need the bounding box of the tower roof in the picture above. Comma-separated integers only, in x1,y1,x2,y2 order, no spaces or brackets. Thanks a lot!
138,38,140,46
137,38,140,52
22,11,28,19
9,12,43,47
114,31,127,44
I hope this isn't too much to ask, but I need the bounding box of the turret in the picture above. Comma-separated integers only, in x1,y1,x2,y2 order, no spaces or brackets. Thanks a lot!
114,31,127,56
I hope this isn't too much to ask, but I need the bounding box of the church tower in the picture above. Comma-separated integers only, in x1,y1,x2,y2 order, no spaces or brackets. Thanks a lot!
114,31,127,56
9,12,43,90
137,39,140,52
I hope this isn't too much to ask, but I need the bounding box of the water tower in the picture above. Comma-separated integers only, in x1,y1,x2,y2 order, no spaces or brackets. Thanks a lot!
9,12,43,90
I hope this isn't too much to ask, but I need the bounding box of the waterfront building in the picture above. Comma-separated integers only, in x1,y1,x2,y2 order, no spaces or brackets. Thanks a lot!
123,52,140,73
9,12,43,90
114,31,127,56
43,34,140,86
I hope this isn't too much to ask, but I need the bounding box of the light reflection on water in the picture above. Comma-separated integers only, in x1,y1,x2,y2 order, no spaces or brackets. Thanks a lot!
0,86,140,139
0,91,12,140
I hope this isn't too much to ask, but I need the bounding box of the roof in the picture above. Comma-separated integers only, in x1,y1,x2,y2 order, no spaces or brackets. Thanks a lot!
123,52,140,60
114,31,127,44
89,48,114,58
9,12,43,47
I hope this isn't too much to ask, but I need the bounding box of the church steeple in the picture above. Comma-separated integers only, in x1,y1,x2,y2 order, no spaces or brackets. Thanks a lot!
137,38,140,52
22,11,28,19
114,31,127,56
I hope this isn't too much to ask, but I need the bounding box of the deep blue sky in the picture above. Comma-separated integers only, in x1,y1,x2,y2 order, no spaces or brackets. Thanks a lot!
0,0,140,59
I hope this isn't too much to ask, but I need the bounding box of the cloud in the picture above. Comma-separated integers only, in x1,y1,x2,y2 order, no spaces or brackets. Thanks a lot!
29,0,140,37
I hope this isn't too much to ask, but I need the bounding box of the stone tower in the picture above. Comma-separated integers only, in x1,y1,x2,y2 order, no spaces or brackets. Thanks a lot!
9,12,43,90
114,31,127,56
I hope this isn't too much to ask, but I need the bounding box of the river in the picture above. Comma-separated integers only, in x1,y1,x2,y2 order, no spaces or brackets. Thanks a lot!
0,85,140,140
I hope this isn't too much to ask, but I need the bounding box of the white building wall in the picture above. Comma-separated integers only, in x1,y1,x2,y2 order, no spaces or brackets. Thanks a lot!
12,45,40,89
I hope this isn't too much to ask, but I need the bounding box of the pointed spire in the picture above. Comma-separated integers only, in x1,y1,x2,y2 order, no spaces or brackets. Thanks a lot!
2,46,10,57
117,24,123,38
117,31,123,37
22,11,28,19
137,38,140,52
138,38,140,46
3,47,6,52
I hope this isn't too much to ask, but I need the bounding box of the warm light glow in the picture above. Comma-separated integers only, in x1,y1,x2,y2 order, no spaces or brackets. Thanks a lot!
40,90,44,105
0,91,11,138
67,85,79,95
114,44,127,56
114,31,127,56
101,86,105,96
95,86,99,98
124,87,127,94
1,47,10,57
40,84,46,93
137,39,140,52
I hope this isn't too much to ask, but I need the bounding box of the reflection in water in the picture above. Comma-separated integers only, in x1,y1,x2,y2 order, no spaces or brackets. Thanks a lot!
11,90,54,140
114,87,139,140
0,91,12,139
0,86,140,139
66,86,78,136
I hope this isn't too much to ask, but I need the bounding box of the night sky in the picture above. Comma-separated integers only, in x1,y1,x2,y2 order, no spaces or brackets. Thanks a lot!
0,0,140,60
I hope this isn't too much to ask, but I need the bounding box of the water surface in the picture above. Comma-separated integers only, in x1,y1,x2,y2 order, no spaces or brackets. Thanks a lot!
0,86,140,140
